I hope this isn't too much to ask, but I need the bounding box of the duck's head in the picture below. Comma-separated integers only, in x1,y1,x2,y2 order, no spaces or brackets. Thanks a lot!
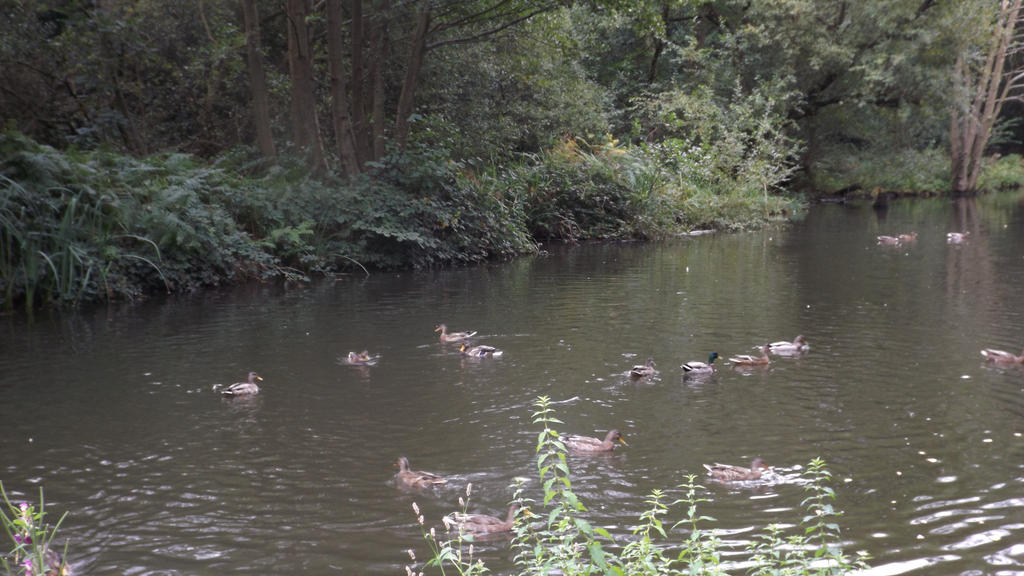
460,344,468,352
435,324,446,333
249,371,263,382
395,457,410,472
606,429,628,446
708,352,720,363
751,458,769,471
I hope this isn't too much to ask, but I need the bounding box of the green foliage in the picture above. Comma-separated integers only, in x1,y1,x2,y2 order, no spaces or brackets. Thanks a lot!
408,397,868,576
0,483,70,576
809,147,950,195
977,155,1024,192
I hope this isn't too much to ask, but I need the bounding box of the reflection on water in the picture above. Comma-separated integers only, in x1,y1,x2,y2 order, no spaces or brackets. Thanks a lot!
2,193,1024,575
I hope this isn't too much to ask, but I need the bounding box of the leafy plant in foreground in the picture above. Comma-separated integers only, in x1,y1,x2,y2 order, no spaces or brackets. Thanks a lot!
0,483,70,576
407,397,869,576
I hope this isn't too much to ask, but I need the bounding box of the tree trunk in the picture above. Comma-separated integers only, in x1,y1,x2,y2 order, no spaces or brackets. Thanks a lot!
350,0,371,164
241,0,277,161
394,4,430,152
369,0,389,160
286,0,326,171
326,0,360,175
950,0,1023,193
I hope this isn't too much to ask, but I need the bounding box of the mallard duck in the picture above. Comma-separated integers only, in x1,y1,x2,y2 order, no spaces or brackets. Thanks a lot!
768,335,810,355
898,232,918,243
222,371,262,396
704,458,771,482
947,231,970,244
40,547,70,576
980,347,1024,364
435,324,478,343
681,352,719,375
395,456,447,489
563,429,627,453
629,357,657,379
729,345,771,366
446,503,526,534
343,350,378,366
876,235,901,245
460,343,503,357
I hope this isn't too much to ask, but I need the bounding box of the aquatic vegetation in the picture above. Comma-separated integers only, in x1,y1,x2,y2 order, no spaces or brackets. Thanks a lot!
0,483,70,576
406,397,869,575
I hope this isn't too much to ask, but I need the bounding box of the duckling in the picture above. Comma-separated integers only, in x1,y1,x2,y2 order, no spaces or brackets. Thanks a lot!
704,458,771,482
435,324,478,343
445,503,526,534
729,345,771,366
876,235,901,245
980,347,1024,364
563,429,627,453
460,343,503,357
768,335,810,355
629,357,657,379
898,232,918,243
222,371,262,396
681,352,719,376
395,457,447,489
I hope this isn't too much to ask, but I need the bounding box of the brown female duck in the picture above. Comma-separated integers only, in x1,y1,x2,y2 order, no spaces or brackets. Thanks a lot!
703,458,771,482
395,457,447,489
222,372,262,396
563,429,627,453
435,324,478,343
980,347,1024,364
446,503,526,534
768,335,810,355
460,343,503,357
729,345,771,366
629,357,657,379
343,350,378,366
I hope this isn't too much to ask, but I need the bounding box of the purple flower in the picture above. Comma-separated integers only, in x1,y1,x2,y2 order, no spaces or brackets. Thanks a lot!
14,533,33,544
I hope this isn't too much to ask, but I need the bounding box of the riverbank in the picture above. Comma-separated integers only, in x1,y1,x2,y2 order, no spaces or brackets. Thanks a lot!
0,131,801,311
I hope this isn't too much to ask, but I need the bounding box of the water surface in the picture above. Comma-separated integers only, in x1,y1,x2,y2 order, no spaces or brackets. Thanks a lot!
2,194,1024,575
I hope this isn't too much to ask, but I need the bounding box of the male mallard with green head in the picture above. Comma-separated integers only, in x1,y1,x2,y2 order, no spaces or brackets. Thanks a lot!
222,371,262,396
682,352,719,375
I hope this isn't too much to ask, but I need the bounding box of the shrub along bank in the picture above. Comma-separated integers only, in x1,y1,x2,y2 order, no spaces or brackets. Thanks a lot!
0,131,801,311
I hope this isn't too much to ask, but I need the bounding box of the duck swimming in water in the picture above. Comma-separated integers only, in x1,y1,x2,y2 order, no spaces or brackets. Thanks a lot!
222,372,262,396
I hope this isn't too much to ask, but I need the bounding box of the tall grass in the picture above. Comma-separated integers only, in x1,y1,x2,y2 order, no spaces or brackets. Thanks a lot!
409,396,869,575
0,483,70,576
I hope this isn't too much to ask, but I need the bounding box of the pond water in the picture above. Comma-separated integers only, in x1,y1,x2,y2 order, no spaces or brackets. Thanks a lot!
2,193,1024,576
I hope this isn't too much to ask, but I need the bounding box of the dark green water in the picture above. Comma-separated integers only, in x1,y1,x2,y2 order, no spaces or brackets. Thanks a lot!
2,194,1024,575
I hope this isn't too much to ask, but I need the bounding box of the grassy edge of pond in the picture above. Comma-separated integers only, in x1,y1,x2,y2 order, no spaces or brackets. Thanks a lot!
3,129,1022,311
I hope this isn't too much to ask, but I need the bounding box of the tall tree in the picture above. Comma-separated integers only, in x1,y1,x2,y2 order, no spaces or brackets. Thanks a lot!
241,0,277,161
326,0,360,175
286,0,327,170
950,0,1024,193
